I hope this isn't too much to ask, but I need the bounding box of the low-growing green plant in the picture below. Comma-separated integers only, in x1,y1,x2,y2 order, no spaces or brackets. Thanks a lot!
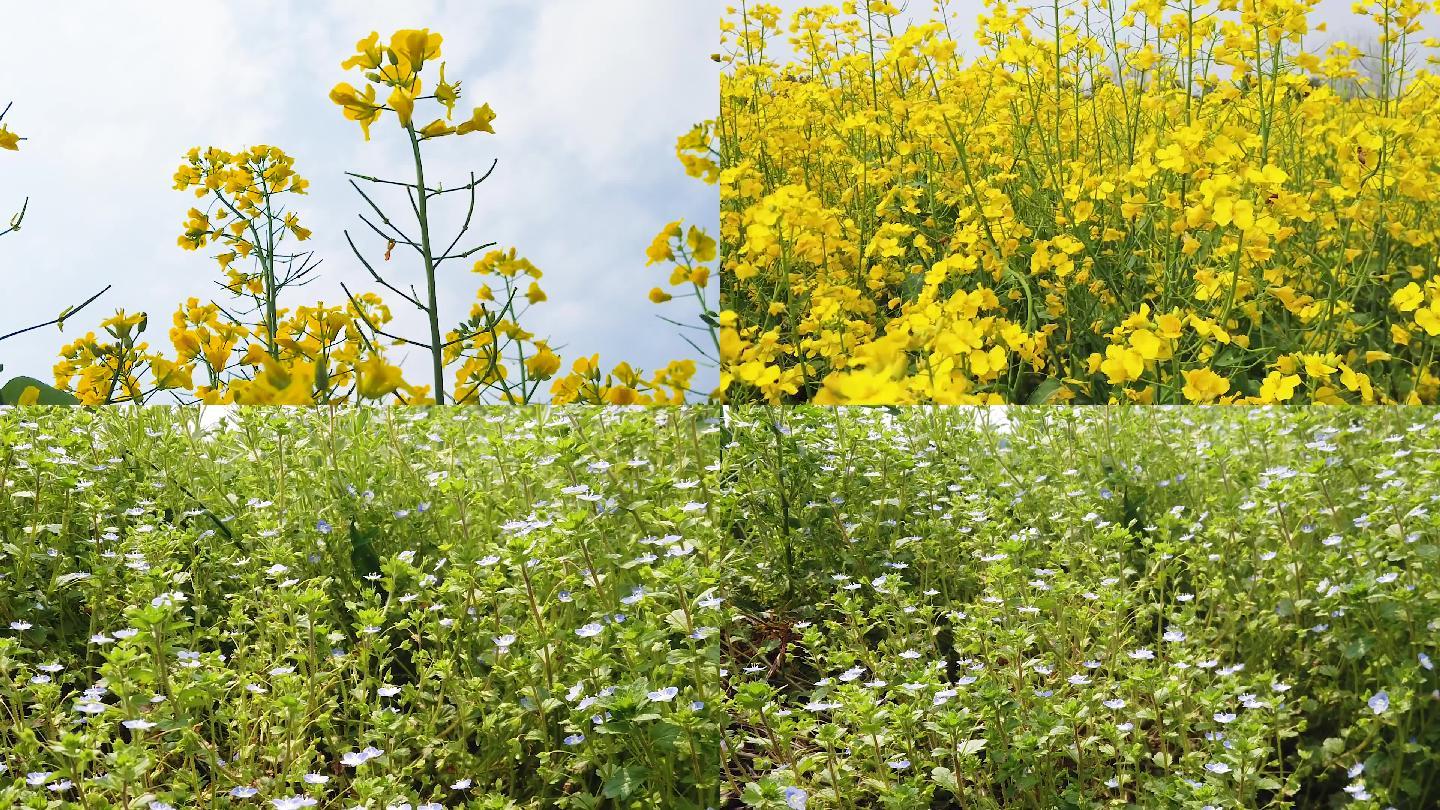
718,406,1439,808
0,406,723,808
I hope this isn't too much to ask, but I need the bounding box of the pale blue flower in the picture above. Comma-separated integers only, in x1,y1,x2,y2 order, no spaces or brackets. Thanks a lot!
1368,691,1389,714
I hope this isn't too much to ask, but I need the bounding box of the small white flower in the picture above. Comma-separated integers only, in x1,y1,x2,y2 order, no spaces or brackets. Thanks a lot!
340,747,384,767
150,591,188,608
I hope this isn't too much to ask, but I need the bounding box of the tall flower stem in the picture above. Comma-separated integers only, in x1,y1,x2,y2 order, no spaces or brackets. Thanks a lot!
407,124,446,403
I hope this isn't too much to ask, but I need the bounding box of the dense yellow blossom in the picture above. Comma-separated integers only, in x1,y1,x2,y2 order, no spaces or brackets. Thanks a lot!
721,0,1440,404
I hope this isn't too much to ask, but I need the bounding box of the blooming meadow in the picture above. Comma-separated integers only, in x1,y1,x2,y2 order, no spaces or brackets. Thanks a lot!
0,406,722,808
720,1,1440,405
719,407,1438,807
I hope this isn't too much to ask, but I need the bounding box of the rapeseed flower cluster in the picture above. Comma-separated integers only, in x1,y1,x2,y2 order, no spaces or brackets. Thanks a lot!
28,29,717,406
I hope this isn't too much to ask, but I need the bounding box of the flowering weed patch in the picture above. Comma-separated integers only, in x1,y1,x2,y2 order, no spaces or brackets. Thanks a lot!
0,406,722,808
719,407,1439,807
720,1,1440,404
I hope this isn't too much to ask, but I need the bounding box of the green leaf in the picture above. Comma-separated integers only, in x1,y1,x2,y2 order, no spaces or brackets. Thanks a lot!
1027,377,1065,404
931,766,959,793
957,738,987,756
0,376,80,406
54,572,93,589
601,764,648,800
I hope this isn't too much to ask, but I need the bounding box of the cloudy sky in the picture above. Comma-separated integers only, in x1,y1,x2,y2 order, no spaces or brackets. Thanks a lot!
0,0,717,398
751,0,1438,59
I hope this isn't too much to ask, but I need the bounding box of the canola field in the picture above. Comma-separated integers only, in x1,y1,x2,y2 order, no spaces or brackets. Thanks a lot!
719,1,1440,405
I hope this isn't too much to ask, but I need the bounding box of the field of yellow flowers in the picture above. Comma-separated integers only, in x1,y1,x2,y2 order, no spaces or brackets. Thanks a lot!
719,0,1440,405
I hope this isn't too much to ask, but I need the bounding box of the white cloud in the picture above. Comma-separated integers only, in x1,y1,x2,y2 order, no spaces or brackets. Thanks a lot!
0,0,717,397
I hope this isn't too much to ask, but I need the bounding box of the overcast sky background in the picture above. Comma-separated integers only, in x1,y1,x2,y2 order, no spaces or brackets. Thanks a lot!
0,0,717,397
752,0,1439,61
